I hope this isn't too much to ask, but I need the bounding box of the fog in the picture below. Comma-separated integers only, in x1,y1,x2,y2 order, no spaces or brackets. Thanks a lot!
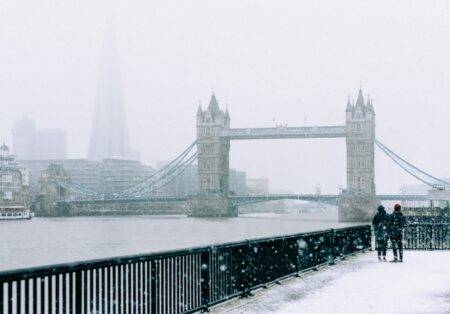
1,0,449,194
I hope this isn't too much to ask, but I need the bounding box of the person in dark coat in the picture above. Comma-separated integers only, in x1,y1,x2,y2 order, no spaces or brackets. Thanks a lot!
372,205,389,261
390,204,406,262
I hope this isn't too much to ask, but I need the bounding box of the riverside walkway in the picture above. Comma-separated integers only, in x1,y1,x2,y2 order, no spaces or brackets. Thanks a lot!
1,224,448,313
215,251,450,314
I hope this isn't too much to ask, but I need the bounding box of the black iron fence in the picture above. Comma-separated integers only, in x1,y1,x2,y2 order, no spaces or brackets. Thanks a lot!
0,225,370,314
406,215,450,224
404,223,450,250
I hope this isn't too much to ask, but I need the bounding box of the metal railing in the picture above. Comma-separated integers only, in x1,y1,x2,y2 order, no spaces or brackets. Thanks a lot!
404,223,450,250
0,225,370,313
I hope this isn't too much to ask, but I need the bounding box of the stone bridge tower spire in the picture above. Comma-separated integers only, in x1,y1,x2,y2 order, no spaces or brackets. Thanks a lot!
189,94,235,217
339,89,379,221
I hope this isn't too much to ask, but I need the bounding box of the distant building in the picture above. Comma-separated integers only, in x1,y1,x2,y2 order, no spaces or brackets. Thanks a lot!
247,178,269,194
400,184,429,195
56,159,103,192
20,159,102,196
154,161,247,196
11,115,35,159
21,158,154,199
229,169,247,195
400,182,450,209
88,23,139,161
154,162,197,196
12,115,67,160
100,157,154,194
0,143,29,207
400,179,450,198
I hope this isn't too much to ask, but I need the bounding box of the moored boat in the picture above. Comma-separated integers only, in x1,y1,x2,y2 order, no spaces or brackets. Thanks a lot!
0,206,34,220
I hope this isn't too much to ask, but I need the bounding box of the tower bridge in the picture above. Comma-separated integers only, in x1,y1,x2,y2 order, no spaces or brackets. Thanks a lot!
51,89,448,221
191,90,378,221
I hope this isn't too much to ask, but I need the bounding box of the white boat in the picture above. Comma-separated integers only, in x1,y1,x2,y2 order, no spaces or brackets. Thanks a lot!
0,206,34,220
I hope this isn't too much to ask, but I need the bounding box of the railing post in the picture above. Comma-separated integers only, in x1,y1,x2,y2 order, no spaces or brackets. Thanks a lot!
200,249,210,311
362,226,369,251
0,282,3,314
151,261,157,314
75,270,82,313
329,229,336,265
429,225,434,250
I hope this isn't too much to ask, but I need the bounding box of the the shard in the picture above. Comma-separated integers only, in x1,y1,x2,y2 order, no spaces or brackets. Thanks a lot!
88,22,132,161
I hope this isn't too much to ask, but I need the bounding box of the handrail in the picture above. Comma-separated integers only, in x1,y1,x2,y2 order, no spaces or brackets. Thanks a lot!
0,225,371,313
0,225,369,276
404,223,450,250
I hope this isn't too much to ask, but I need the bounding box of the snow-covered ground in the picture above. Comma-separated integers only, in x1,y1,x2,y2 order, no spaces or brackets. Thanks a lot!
215,251,450,314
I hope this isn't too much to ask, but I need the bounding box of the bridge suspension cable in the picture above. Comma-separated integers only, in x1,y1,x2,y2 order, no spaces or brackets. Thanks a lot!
50,141,198,200
115,141,197,198
145,141,197,180
51,177,106,200
375,139,449,189
128,152,198,198
117,151,197,198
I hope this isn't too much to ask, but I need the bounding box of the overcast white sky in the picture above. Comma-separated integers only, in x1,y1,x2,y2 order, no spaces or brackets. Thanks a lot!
1,0,449,194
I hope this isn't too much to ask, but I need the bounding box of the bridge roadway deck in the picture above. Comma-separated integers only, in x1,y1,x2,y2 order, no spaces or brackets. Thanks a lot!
63,194,428,205
214,251,450,314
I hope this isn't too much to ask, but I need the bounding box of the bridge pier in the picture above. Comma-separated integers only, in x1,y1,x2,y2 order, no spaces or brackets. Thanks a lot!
188,195,237,217
338,193,380,222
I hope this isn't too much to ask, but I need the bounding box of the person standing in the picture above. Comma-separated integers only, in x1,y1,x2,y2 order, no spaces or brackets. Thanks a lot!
390,204,406,263
372,205,389,262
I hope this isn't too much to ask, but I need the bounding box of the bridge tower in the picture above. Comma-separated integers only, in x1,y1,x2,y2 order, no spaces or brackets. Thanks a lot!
189,94,235,216
339,89,379,221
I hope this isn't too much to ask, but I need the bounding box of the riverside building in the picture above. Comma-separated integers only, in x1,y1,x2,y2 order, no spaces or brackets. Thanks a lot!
0,143,31,219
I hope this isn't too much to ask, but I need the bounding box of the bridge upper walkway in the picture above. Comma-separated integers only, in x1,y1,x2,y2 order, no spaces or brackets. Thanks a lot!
216,250,450,314
220,125,346,140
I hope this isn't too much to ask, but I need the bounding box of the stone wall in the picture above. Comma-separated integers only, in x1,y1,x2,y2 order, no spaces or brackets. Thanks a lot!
36,199,186,217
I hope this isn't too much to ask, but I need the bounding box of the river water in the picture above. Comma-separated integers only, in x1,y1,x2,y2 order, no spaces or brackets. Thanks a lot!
0,212,358,271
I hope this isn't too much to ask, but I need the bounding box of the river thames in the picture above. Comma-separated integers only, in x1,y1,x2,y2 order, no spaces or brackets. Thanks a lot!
0,212,358,271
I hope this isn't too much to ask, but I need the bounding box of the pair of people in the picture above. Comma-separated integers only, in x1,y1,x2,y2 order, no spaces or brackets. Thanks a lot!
372,204,406,263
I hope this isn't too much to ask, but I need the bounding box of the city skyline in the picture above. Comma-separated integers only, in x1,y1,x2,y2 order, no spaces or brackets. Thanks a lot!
1,1,449,194
12,114,67,160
